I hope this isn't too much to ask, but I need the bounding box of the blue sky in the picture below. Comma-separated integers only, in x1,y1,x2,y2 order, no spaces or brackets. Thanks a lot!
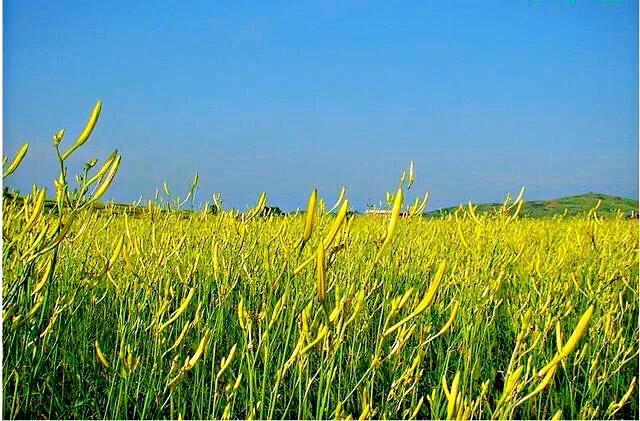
4,0,638,211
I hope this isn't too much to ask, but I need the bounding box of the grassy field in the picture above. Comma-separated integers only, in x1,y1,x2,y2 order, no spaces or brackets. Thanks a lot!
2,103,639,419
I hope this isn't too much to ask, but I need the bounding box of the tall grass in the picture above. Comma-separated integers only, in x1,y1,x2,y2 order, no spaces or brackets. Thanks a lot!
2,102,638,419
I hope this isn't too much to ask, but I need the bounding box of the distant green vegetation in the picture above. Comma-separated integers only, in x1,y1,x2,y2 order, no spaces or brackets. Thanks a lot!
426,193,639,218
4,190,637,219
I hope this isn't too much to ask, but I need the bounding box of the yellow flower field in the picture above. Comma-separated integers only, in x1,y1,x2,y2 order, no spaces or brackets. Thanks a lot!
2,102,638,419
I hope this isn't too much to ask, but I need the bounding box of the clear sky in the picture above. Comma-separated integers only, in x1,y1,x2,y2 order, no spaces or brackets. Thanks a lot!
3,0,638,211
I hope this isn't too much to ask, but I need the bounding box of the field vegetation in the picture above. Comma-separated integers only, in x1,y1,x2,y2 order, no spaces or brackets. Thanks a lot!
2,102,638,419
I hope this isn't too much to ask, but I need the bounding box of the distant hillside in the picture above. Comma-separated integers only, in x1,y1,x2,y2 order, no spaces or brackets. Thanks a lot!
425,193,639,218
4,190,638,219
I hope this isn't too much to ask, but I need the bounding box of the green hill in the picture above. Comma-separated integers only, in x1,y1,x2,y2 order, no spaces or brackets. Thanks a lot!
426,193,639,218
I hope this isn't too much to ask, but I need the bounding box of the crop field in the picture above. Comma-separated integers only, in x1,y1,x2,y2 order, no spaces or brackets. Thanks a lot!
2,103,639,420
